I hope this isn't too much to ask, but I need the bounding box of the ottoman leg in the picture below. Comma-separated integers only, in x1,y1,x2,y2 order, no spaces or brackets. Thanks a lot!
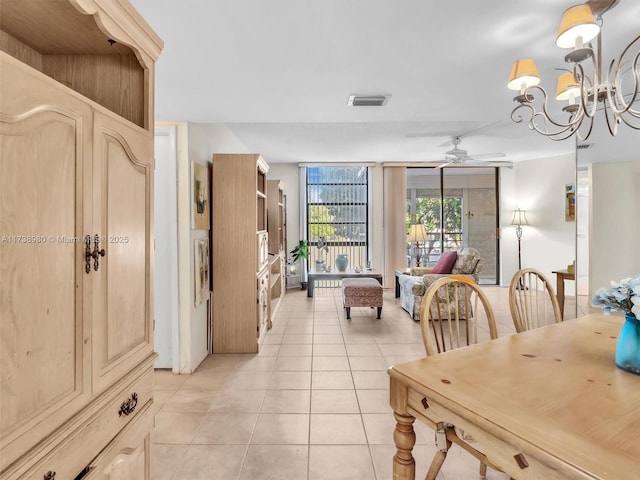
376,306,382,319
346,307,351,320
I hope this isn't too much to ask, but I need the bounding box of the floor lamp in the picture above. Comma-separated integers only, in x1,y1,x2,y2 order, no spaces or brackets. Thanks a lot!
511,208,529,272
408,223,428,267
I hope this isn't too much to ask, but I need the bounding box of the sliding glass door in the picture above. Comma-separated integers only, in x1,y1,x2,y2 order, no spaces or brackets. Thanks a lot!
407,167,499,284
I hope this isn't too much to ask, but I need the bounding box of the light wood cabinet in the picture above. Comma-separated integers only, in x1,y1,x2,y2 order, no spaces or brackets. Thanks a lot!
0,1,161,478
212,154,270,353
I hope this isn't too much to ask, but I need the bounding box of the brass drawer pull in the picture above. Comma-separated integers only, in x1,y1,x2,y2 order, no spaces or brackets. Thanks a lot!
84,235,106,274
118,392,138,417
43,472,56,480
514,453,529,469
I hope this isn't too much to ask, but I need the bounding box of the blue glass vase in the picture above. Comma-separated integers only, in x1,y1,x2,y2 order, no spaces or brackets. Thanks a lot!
335,254,349,272
615,314,640,376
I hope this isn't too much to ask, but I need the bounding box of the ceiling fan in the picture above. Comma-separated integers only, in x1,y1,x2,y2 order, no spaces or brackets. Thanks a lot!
436,136,511,168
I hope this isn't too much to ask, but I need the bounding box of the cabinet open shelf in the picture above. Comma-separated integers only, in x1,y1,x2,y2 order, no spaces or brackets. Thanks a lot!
0,0,162,129
269,253,282,299
267,180,286,323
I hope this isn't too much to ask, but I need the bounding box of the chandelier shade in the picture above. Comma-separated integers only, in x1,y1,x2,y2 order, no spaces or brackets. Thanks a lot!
555,72,580,101
508,58,541,91
555,4,601,49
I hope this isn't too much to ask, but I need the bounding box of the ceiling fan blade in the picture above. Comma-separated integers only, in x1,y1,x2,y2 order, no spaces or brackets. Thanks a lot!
441,160,513,169
436,161,453,169
457,121,505,140
467,152,506,160
405,132,431,138
405,129,457,139
438,121,505,147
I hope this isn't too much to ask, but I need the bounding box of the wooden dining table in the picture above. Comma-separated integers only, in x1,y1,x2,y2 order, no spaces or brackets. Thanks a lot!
388,313,640,480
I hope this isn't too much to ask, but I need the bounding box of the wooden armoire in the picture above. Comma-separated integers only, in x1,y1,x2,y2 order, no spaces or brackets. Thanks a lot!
0,1,162,479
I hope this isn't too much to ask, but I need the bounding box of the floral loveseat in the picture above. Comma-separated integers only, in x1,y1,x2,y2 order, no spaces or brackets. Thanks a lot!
398,246,483,320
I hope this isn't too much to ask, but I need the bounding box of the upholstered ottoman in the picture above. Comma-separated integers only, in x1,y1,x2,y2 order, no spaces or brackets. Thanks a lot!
341,278,383,319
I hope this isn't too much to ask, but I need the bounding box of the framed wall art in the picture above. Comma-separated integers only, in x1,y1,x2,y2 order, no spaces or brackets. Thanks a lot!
192,161,210,230
565,183,576,222
194,237,210,306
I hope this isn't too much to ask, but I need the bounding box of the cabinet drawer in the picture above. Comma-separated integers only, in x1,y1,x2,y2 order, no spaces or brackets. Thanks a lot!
84,403,153,480
12,368,153,480
406,389,579,480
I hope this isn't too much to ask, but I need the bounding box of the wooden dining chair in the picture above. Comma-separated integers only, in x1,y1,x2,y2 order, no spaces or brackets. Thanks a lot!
509,268,562,333
418,275,503,480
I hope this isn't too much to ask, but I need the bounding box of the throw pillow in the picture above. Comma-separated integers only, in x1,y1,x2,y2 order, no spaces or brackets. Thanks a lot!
453,252,479,274
430,250,458,274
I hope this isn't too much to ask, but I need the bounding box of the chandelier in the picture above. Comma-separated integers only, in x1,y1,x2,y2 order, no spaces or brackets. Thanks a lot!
507,1,639,141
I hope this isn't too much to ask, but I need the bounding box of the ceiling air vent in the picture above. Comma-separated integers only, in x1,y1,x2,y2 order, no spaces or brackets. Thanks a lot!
348,95,389,107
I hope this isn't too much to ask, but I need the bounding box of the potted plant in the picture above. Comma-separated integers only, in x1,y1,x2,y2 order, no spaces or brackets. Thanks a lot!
289,240,309,290
592,275,640,375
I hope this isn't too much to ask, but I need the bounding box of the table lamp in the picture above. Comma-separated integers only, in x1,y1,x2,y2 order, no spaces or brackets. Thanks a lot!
408,223,428,267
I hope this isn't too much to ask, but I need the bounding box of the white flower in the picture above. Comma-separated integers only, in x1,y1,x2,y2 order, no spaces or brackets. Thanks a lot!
591,274,640,318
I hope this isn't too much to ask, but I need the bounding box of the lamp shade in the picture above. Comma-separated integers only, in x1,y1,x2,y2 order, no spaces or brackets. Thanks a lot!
555,72,580,100
511,209,529,227
408,223,428,242
556,4,600,49
507,59,541,91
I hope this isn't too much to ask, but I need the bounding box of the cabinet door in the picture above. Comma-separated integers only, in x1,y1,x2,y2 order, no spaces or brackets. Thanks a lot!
257,270,269,341
91,110,153,394
0,53,92,471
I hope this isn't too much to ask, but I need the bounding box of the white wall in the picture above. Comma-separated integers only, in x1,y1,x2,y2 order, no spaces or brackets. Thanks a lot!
500,153,576,292
589,160,640,295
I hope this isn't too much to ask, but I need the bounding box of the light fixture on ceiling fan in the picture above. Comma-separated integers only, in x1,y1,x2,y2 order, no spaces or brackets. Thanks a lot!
507,0,639,141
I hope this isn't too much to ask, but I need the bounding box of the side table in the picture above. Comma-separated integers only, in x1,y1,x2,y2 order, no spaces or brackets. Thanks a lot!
552,269,575,319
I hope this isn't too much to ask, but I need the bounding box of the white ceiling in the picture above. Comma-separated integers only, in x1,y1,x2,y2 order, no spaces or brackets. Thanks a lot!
130,0,640,165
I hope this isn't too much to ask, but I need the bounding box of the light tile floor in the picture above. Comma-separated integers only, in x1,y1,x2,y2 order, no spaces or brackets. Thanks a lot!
153,285,591,480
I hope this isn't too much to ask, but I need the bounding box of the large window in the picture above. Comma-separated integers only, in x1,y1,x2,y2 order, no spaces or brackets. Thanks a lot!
306,166,369,270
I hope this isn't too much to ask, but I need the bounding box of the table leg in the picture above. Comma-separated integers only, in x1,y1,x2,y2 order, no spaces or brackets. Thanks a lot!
395,273,401,298
556,274,565,319
393,411,416,480
307,278,314,298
